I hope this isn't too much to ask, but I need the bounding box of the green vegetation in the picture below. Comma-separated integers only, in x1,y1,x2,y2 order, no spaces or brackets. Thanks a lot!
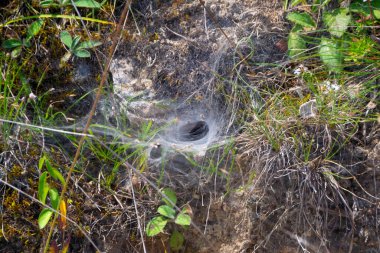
146,188,191,251
0,0,379,252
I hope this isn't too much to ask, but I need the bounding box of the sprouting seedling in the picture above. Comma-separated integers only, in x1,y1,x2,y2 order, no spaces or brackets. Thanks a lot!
40,0,101,9
59,31,102,62
38,155,70,252
1,19,44,58
37,155,67,230
146,188,192,251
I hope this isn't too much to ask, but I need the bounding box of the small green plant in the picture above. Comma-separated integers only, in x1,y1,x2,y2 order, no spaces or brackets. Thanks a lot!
40,0,101,8
286,0,380,73
60,31,102,62
2,19,44,58
146,188,191,251
37,155,66,229
37,155,70,252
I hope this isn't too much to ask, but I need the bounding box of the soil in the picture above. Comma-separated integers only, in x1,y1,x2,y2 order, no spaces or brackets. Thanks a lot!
1,0,379,253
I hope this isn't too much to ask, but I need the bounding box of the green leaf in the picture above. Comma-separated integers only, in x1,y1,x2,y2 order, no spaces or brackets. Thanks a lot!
175,213,191,226
288,32,306,58
323,8,351,38
73,0,101,8
350,1,380,19
38,156,46,170
45,160,66,185
291,24,304,33
38,208,53,229
162,188,177,207
49,188,60,210
290,0,305,7
157,205,176,219
11,47,22,58
26,19,44,41
170,231,185,251
2,39,22,49
349,2,369,15
60,31,73,48
73,49,91,58
40,0,55,7
38,172,50,204
146,216,168,237
71,36,82,49
78,40,102,49
319,37,343,73
23,39,31,48
286,12,316,28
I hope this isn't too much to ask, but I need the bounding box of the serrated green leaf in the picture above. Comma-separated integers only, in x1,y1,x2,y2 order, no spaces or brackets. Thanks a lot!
323,8,351,38
288,32,306,58
38,172,50,204
2,39,22,49
11,47,22,58
45,160,65,185
78,40,102,49
162,188,177,207
319,37,343,73
157,205,176,219
73,49,91,58
49,188,60,210
73,0,101,8
26,19,44,41
60,31,73,48
146,216,168,237
38,208,53,229
170,231,185,251
287,12,316,28
175,213,191,226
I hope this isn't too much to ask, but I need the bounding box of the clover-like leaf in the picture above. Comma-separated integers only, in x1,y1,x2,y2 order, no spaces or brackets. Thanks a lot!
60,31,73,48
78,40,102,49
170,231,185,251
73,49,91,58
146,216,168,237
157,205,176,219
175,213,191,226
162,188,177,207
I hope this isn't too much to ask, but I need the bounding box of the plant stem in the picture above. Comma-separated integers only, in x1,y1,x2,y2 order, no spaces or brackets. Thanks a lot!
41,1,132,252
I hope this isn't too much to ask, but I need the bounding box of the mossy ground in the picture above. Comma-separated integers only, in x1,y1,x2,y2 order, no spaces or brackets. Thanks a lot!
0,0,379,252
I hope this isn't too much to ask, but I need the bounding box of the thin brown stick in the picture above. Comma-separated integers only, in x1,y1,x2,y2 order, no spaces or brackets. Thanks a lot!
42,1,133,252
